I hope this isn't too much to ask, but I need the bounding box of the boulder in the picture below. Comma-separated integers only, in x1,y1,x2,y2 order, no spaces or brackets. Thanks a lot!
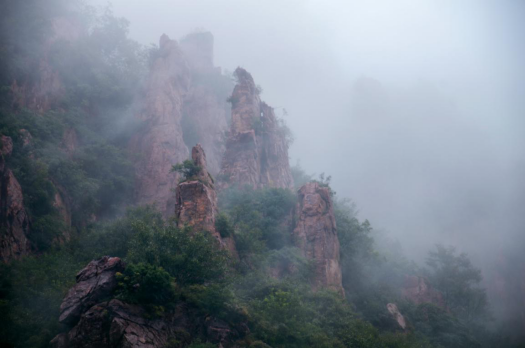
59,256,125,325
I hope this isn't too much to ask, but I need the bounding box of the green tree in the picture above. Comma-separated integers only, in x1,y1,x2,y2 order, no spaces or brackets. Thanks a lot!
426,245,489,324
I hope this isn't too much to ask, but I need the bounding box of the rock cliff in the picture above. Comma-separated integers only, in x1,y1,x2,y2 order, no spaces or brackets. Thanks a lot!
175,144,238,256
218,67,294,190
131,34,191,217
0,135,32,262
292,182,344,295
175,144,219,236
51,257,247,348
180,32,231,175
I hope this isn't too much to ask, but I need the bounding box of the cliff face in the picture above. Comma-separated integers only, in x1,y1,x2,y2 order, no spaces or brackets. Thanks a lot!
132,32,232,217
180,32,231,175
131,34,191,217
175,144,219,237
218,67,294,190
0,136,32,262
175,144,238,256
292,182,344,295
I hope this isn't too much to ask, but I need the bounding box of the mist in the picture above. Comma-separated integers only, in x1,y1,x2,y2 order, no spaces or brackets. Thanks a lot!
92,0,525,320
1,0,524,345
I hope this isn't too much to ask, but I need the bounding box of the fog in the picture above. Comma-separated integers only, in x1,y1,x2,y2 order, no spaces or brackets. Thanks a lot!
94,0,524,322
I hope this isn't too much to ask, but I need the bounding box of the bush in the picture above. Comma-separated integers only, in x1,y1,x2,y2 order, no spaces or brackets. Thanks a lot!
127,220,230,285
116,263,175,306
171,159,201,181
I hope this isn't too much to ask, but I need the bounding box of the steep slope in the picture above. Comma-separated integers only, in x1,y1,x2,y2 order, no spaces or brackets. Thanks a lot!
130,34,190,217
0,136,32,262
293,182,344,295
218,67,294,190
175,144,238,256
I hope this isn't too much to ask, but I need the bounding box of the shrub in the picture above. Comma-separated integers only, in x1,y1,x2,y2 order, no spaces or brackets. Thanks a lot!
171,159,201,181
116,263,175,306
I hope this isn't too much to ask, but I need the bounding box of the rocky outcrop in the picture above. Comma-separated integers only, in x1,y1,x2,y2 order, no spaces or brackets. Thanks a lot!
175,145,237,257
292,182,344,295
403,275,444,308
52,258,248,348
59,256,125,325
0,135,32,262
218,67,294,190
387,303,407,331
176,144,218,236
130,34,191,217
180,32,231,175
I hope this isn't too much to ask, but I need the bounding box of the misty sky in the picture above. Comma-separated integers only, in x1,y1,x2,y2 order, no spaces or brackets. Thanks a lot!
91,0,525,271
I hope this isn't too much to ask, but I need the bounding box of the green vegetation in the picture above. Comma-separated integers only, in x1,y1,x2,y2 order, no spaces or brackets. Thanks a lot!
172,159,202,181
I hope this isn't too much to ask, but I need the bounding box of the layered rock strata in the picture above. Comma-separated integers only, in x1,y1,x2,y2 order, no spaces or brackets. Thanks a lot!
292,182,344,295
218,67,294,190
0,135,32,262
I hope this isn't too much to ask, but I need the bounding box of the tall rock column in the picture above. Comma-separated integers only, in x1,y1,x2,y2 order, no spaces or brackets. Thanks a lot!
175,145,237,256
293,182,344,295
130,34,190,217
218,67,294,190
0,136,32,262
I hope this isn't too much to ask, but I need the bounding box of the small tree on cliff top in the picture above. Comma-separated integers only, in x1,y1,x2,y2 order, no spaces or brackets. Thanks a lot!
171,159,201,180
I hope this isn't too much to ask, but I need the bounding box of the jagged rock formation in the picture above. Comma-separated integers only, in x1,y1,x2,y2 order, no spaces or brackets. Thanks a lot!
218,67,294,190
51,257,247,348
180,32,231,175
176,144,219,236
292,182,344,295
59,256,125,325
130,34,191,217
0,135,32,262
175,144,238,257
403,275,445,308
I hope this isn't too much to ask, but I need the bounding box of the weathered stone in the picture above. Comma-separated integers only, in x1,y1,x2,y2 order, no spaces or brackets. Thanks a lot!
387,303,407,331
130,34,190,218
402,275,444,308
59,256,125,325
175,145,238,256
292,182,344,295
0,136,32,263
52,260,249,348
218,68,293,190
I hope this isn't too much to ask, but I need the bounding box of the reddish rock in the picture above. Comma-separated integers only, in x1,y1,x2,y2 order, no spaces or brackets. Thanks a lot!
292,182,344,295
403,275,445,307
180,32,231,175
62,127,78,157
175,145,238,256
218,68,294,190
131,34,191,217
59,256,125,325
0,136,32,263
387,303,407,331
